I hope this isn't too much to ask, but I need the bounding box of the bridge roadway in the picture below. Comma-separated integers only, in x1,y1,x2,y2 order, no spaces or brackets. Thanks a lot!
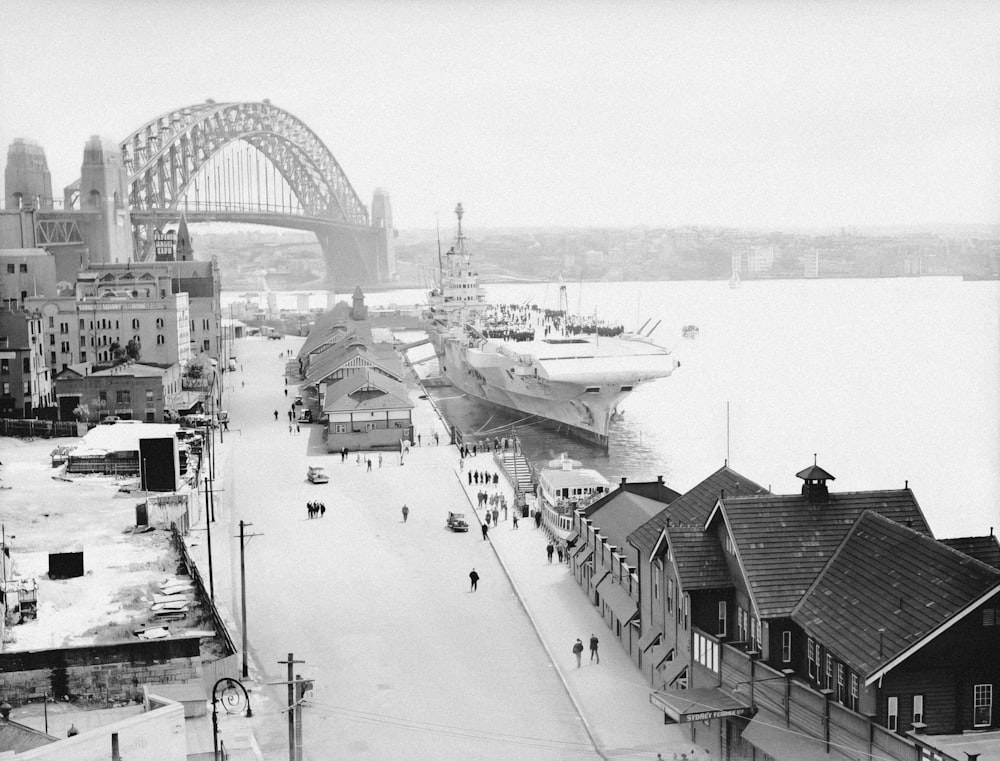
194,334,695,760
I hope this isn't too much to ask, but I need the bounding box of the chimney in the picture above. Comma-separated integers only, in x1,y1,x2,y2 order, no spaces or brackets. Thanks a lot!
620,477,627,489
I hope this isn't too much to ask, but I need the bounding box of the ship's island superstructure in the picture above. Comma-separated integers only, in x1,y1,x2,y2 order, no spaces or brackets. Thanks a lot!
426,204,679,448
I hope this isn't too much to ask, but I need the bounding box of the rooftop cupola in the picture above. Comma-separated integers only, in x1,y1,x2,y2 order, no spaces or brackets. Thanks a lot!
796,455,835,503
351,285,367,320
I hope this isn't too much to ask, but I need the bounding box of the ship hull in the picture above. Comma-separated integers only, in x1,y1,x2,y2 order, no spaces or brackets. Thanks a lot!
435,335,662,448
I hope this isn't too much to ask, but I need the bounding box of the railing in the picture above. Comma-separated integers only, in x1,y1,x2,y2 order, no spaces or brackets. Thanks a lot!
0,418,80,438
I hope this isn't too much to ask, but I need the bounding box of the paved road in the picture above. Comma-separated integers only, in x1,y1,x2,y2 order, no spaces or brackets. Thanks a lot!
195,334,700,761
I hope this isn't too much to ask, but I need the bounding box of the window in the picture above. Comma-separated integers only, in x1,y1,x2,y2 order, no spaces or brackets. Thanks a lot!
750,617,760,652
825,654,833,691
0,359,7,375
132,318,140,329
99,391,107,404
60,341,70,353
974,684,992,728
887,697,898,732
913,694,924,725
203,339,210,351
850,674,859,711
667,578,674,614
145,389,154,405
202,318,210,330
682,594,689,630
60,322,68,334
5,264,12,274
156,318,164,329
116,390,130,406
781,631,792,662
156,335,165,345
22,380,30,396
49,334,54,345
807,638,816,679
652,562,661,601
48,316,54,328
335,424,346,433
718,601,727,636
984,605,1000,626
837,664,846,704
19,263,27,273
1,383,8,396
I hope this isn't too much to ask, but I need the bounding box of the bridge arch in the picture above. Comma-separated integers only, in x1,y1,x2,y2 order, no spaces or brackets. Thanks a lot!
121,101,369,225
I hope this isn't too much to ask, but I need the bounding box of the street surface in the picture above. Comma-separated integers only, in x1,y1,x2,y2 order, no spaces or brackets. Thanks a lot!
200,334,696,760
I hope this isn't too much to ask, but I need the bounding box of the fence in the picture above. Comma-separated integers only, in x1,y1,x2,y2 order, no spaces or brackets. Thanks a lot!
0,418,80,438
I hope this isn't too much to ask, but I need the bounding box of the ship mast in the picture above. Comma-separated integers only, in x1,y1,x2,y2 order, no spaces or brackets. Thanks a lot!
454,202,466,255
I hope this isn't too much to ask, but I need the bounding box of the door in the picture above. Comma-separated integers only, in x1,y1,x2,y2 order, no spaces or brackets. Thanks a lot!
59,395,81,422
974,684,992,728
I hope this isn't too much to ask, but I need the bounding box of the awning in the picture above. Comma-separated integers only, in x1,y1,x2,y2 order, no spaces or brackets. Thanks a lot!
637,628,662,652
741,709,833,761
569,540,590,559
565,530,580,545
572,546,593,565
596,576,638,623
658,656,687,688
650,686,752,724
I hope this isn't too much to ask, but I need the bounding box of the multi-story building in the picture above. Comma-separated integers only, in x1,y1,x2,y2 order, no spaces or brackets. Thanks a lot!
53,362,180,423
28,289,191,372
576,462,1000,761
0,248,58,309
0,307,53,417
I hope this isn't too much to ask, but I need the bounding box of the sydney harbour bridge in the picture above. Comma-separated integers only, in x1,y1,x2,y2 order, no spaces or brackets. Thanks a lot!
37,100,394,287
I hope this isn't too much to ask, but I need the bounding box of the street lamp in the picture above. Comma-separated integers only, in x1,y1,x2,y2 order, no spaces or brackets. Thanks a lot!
212,677,252,761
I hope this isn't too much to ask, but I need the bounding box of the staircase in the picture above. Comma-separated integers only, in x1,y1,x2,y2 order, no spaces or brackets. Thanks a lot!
496,451,534,495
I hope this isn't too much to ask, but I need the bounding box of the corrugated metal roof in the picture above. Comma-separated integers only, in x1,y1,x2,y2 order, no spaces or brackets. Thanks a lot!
721,489,932,618
322,369,413,413
791,511,1000,678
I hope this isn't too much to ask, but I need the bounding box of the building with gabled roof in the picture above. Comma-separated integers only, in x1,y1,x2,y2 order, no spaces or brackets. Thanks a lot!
627,465,767,688
639,460,1000,761
322,368,413,452
940,533,1000,570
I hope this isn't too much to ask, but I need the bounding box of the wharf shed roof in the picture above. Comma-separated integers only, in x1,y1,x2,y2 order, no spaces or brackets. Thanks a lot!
940,535,1000,570
717,489,932,618
628,465,767,556
791,511,1000,681
585,491,666,567
666,525,732,590
303,340,402,387
0,719,58,752
323,369,412,413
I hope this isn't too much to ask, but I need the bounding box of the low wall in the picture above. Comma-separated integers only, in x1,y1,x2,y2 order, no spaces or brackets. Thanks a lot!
0,636,202,704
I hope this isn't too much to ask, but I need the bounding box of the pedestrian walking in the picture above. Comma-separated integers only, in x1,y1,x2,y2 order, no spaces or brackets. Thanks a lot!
284,388,288,397
274,410,279,420
557,544,564,563
378,453,383,468
573,638,584,668
481,523,489,540
492,507,499,525
502,503,508,521
534,511,542,529
469,568,479,591
512,513,519,529
366,458,372,472
401,504,409,523
434,432,439,445
289,423,293,435
295,423,300,434
319,503,325,517
590,634,599,663
417,433,422,446
288,409,293,421
546,542,554,563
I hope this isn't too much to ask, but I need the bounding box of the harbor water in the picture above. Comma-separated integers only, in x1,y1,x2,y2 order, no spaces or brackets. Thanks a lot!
227,277,1000,539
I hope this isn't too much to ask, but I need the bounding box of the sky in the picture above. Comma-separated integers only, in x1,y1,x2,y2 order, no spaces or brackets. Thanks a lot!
1,0,999,230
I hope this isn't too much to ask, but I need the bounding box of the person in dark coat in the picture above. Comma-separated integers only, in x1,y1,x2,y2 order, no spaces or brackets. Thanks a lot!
481,522,489,540
572,638,584,668
534,511,542,529
469,568,479,591
590,634,599,663
546,542,554,563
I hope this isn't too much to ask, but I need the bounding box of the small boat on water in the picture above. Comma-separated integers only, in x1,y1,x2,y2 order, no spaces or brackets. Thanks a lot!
682,325,699,339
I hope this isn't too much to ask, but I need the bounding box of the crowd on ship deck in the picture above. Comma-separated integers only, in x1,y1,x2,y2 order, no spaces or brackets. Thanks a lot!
478,304,625,341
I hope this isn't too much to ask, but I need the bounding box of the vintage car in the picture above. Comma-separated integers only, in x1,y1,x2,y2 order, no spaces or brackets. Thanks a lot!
307,466,329,484
446,511,469,532
298,409,313,423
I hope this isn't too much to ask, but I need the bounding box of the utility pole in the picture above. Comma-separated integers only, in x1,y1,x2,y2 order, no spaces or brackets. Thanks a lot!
235,520,262,678
277,654,305,761
203,456,214,601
